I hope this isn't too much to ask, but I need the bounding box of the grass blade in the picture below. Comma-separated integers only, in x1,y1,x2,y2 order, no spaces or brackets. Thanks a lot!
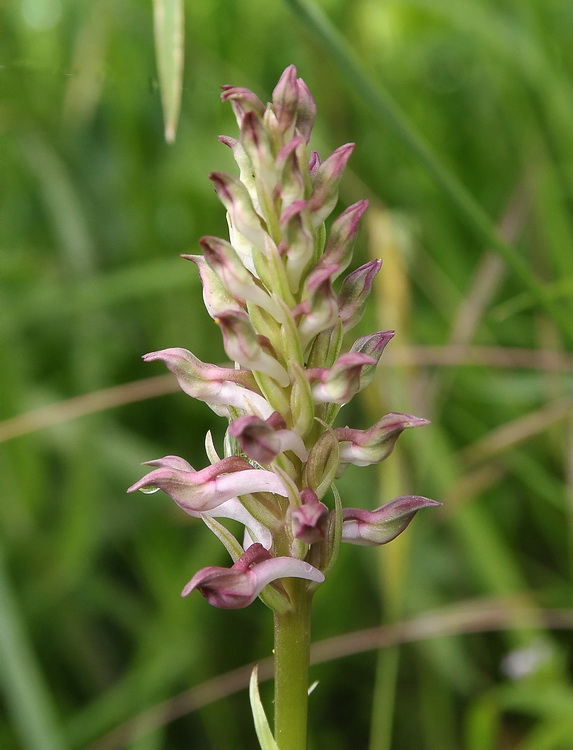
153,0,184,143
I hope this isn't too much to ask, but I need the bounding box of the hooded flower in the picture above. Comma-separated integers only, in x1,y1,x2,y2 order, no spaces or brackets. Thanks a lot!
128,455,287,513
181,543,324,609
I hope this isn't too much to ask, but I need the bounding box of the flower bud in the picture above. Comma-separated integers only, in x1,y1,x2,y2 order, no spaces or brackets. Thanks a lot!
292,488,328,544
220,85,265,128
199,236,280,318
279,200,314,292
216,310,290,387
289,361,315,439
308,150,321,176
336,412,430,469
275,136,306,209
297,264,340,347
271,64,299,138
342,496,441,546
302,429,340,500
218,135,258,204
337,259,382,331
349,331,395,391
319,200,369,280
308,143,355,227
308,352,377,404
210,172,267,251
240,110,277,196
182,254,242,318
293,77,317,143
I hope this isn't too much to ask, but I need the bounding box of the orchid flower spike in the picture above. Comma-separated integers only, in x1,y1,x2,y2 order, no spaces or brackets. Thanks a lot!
130,66,438,617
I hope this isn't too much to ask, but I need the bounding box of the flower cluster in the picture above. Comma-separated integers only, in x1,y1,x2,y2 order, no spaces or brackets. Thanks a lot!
128,66,439,611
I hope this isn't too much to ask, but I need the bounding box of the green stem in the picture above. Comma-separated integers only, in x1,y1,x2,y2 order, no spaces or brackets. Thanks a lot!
273,581,312,750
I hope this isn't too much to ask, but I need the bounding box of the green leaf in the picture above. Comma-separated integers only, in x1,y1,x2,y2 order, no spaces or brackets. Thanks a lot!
152,0,184,143
249,665,279,750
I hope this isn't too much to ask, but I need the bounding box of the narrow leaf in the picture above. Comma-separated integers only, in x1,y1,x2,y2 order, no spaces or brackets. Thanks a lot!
152,0,184,143
249,665,280,750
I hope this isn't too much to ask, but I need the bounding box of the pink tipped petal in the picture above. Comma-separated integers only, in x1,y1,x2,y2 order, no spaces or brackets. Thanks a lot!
342,496,441,546
142,455,194,471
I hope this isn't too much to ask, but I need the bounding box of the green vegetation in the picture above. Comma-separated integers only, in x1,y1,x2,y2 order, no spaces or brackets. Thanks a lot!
2,1,572,747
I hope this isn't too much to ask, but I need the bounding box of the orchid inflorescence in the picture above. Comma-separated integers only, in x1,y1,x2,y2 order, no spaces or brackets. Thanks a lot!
128,65,439,615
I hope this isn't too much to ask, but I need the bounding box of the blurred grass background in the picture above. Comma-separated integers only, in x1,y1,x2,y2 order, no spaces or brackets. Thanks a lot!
1,0,573,748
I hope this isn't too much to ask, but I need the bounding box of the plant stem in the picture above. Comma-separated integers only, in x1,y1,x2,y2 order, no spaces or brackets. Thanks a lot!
273,580,312,750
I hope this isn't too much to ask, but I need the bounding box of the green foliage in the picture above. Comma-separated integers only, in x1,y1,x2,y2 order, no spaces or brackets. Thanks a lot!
1,0,572,747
